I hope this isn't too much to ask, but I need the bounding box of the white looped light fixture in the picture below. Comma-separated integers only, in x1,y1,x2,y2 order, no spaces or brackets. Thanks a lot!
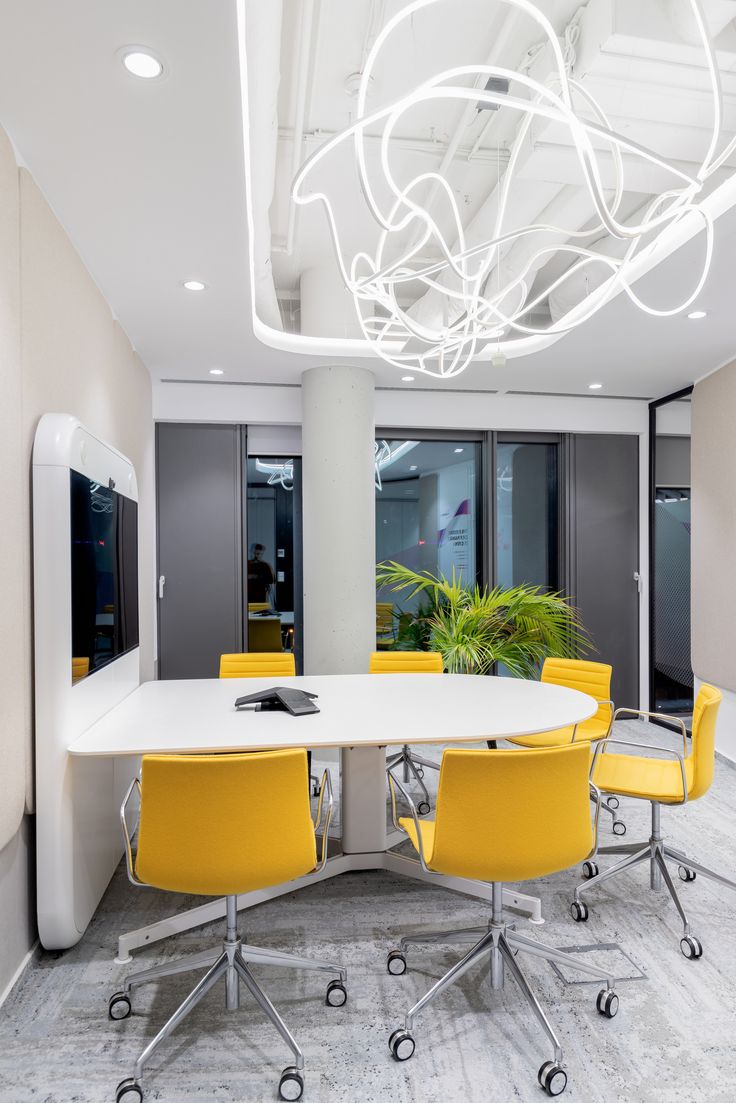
292,0,732,379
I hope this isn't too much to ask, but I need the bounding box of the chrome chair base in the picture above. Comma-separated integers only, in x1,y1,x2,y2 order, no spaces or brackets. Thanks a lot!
573,801,736,957
386,745,434,814
110,896,347,1102
386,884,618,1096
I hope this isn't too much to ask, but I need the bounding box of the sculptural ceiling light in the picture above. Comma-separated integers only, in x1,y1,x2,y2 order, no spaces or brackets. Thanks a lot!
292,0,733,379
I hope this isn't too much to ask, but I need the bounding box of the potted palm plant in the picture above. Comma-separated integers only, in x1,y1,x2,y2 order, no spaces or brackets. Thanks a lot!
376,561,589,675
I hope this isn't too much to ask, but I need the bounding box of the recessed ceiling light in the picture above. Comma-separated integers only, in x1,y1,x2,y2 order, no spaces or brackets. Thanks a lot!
122,49,163,80
409,465,417,471
209,368,224,376
454,447,464,454
687,310,707,319
588,382,603,390
401,375,414,382
183,280,207,292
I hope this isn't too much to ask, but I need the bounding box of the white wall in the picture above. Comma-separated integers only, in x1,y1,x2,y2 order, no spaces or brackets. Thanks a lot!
0,124,154,1001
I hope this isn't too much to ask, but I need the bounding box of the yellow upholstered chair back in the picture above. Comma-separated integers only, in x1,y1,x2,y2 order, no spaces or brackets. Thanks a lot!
541,657,613,732
219,652,296,679
369,650,444,674
430,743,593,882
687,683,722,801
72,656,89,681
248,602,271,614
135,750,317,896
376,602,394,634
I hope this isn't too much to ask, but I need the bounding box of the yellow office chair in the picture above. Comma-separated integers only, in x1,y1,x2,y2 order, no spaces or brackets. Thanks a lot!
506,658,623,834
109,750,346,1103
219,652,296,678
370,650,444,815
385,743,619,1097
72,656,89,681
248,601,271,614
571,684,725,959
376,601,396,649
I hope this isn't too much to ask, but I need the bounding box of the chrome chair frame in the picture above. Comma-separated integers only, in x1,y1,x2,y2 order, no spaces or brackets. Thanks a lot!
386,769,617,1083
112,769,346,1102
574,707,736,955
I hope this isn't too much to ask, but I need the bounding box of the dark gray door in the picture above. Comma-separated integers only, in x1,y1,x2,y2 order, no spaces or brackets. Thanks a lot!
156,424,243,679
568,435,639,708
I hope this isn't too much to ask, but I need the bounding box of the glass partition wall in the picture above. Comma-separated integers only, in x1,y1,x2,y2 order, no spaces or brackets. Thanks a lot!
650,390,693,724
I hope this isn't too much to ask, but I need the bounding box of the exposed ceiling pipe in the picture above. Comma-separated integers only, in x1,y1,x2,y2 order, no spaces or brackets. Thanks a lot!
280,0,320,257
402,5,520,254
244,0,284,330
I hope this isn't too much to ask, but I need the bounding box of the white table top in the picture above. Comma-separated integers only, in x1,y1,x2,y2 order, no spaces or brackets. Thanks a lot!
68,673,597,757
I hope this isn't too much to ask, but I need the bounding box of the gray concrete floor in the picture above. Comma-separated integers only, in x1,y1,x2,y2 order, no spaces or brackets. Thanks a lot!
2,721,736,1103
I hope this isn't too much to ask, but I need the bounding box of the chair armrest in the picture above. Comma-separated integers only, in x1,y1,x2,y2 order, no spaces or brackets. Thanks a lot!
613,707,688,757
313,769,334,872
120,777,146,887
386,766,432,873
591,737,688,804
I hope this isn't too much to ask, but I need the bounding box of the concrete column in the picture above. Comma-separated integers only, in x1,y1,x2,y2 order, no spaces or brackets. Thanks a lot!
302,365,376,674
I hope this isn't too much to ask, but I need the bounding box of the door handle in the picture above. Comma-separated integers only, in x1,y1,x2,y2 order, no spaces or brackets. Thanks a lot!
158,574,166,600
633,570,642,593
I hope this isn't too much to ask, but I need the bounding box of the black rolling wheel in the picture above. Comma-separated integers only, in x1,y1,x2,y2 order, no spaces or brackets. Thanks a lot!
606,796,620,810
108,992,132,1021
678,865,696,883
388,1028,415,1061
680,934,703,960
582,861,599,880
596,989,619,1018
115,1079,143,1103
325,979,347,1007
612,820,627,837
278,1067,304,1101
417,801,431,816
387,950,407,975
538,1061,567,1096
570,900,589,923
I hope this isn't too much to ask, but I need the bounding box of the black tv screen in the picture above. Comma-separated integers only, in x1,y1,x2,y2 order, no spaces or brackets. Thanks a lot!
70,469,139,680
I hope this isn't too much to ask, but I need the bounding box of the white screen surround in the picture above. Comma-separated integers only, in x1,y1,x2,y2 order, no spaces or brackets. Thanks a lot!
33,413,141,949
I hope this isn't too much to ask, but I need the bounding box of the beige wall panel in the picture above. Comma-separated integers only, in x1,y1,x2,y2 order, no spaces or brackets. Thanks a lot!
691,361,736,692
0,127,25,850
19,169,155,812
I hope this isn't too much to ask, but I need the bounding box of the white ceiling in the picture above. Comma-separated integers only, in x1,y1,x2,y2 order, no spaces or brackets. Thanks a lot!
0,0,734,401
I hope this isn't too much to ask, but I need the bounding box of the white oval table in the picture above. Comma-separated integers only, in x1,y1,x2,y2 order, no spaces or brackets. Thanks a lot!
70,673,596,962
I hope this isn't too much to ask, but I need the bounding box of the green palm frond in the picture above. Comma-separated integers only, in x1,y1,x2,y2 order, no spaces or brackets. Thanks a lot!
376,561,591,676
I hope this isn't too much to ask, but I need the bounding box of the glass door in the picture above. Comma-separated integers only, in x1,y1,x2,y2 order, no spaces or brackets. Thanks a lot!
245,455,303,671
374,437,483,647
495,436,561,591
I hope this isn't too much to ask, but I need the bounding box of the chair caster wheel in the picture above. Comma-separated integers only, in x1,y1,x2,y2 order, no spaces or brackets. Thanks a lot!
278,1066,304,1101
606,796,619,810
108,992,132,1021
115,1079,143,1102
387,950,407,975
612,820,627,836
596,988,619,1018
582,861,598,880
680,934,703,960
570,900,588,922
389,1028,415,1061
538,1060,567,1096
678,865,696,883
417,801,431,816
325,979,347,1007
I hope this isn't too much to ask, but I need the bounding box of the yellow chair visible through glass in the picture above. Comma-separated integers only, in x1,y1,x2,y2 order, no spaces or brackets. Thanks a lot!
219,652,296,678
369,650,443,816
385,742,619,1096
571,684,726,960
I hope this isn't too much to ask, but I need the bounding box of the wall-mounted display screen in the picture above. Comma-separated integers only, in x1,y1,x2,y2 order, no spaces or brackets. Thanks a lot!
70,469,139,680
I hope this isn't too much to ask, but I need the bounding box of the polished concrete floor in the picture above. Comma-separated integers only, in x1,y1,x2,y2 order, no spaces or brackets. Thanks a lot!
2,722,736,1103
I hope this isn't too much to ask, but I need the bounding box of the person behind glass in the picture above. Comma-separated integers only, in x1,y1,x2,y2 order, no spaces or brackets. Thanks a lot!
248,543,275,604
